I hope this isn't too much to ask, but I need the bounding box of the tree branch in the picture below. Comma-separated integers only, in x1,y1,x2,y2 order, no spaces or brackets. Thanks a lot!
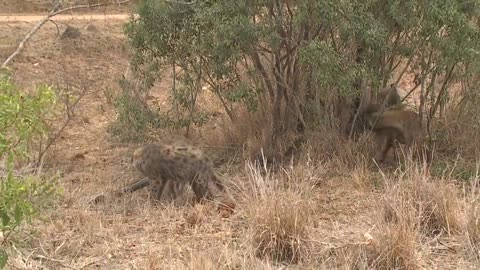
252,51,275,103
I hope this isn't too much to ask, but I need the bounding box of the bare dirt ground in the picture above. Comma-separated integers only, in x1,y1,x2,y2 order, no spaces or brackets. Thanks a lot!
0,5,478,270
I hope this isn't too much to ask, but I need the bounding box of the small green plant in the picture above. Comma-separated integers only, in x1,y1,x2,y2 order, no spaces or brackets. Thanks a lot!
0,75,57,269
108,78,167,143
109,76,215,142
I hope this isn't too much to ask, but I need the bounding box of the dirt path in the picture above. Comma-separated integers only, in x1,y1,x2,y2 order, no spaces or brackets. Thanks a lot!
0,13,131,22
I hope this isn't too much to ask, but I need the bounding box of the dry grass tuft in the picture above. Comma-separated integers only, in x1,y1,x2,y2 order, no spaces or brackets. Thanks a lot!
347,178,423,269
466,174,480,261
250,194,309,264
467,200,480,259
361,223,420,270
240,161,313,265
381,163,462,236
346,161,471,269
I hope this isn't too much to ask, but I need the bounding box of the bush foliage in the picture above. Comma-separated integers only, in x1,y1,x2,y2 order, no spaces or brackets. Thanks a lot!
118,0,479,160
0,75,57,268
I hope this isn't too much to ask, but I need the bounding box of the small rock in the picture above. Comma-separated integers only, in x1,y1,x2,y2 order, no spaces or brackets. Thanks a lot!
86,24,100,32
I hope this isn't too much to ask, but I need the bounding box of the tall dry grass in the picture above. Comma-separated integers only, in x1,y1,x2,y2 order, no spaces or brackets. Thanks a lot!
236,159,320,265
8,137,480,269
465,175,480,262
345,156,479,269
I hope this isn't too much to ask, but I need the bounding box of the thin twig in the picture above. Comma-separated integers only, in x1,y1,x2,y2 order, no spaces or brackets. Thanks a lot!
33,255,74,269
36,86,88,166
49,0,131,17
47,19,60,36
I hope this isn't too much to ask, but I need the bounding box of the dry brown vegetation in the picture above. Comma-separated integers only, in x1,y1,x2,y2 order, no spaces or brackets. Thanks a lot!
0,0,136,14
1,4,479,270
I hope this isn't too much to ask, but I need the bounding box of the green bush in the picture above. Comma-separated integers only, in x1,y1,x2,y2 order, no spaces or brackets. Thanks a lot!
108,77,163,142
0,75,57,269
124,0,479,160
